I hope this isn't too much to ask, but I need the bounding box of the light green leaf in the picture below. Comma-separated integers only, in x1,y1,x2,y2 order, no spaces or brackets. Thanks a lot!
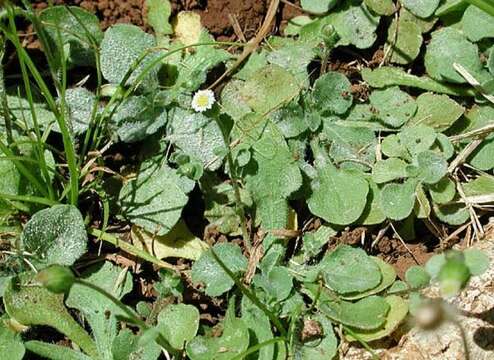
469,139,494,170
4,275,97,357
20,205,87,267
40,6,103,66
386,19,422,65
425,253,446,279
342,257,396,300
400,0,440,18
303,224,338,258
464,248,490,276
112,95,167,143
187,300,249,360
63,88,98,135
359,178,387,225
424,28,483,84
489,47,494,75
380,179,417,220
191,243,247,297
463,175,494,199
158,304,200,350
372,158,409,184
408,93,464,131
111,329,161,360
405,265,431,288
414,183,431,218
399,125,437,155
345,296,408,342
300,0,336,14
146,0,172,36
295,314,337,360
25,342,92,360
429,177,456,204
381,134,409,159
100,24,160,89
240,65,299,114
311,71,353,115
369,86,417,127
119,159,194,236
130,221,209,261
308,163,369,225
399,7,437,33
364,0,395,15
254,266,293,302
462,5,494,42
168,108,225,171
415,150,448,184
320,245,382,294
328,2,380,49
433,202,469,225
0,319,25,360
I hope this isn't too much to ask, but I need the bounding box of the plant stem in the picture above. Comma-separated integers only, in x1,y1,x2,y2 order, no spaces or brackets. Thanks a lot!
464,0,494,17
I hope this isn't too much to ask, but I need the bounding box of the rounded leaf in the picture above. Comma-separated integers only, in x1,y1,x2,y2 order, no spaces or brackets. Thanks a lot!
312,71,353,115
158,304,200,350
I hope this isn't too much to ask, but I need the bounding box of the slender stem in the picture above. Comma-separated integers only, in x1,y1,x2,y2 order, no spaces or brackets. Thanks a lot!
464,0,494,17
0,193,59,206
231,337,286,360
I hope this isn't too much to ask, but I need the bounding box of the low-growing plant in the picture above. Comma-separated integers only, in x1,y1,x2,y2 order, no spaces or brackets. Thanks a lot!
1,0,494,359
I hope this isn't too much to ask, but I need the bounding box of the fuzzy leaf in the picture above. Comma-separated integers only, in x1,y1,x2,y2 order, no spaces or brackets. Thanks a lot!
400,0,440,18
312,71,353,115
63,88,98,135
415,150,448,185
191,243,247,297
386,19,422,65
372,158,408,184
167,108,225,171
364,0,395,15
469,139,494,170
405,265,431,288
146,0,172,36
300,0,336,14
20,205,87,267
320,245,382,294
158,304,200,350
379,179,417,220
295,314,338,360
0,320,25,360
462,5,494,42
370,86,417,127
399,125,437,155
433,202,469,225
119,159,194,236
464,249,490,276
429,177,456,204
254,266,293,302
424,28,482,84
328,2,380,49
408,93,464,131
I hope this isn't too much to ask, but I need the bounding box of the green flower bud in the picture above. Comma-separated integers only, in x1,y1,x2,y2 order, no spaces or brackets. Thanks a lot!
35,265,75,294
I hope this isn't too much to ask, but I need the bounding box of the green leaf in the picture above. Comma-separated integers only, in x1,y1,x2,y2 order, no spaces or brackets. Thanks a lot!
429,177,456,204
439,254,471,297
119,159,194,236
168,108,225,171
364,0,395,15
359,178,387,225
25,341,92,360
328,2,380,49
311,71,353,115
100,24,160,89
295,314,338,360
415,150,448,185
111,329,161,360
0,319,25,360
187,299,249,360
342,257,396,300
372,158,408,184
433,202,469,225
399,7,437,33
320,245,382,294
130,221,209,261
20,205,87,267
462,5,494,42
300,0,336,14
424,28,483,84
464,248,490,276
318,293,390,330
158,304,200,350
386,19,422,65
489,47,494,75
303,224,338,258
240,65,299,114
345,296,408,342
408,93,464,131
399,125,437,155
369,86,417,127
400,0,440,18
381,134,409,159
469,139,494,170
63,88,98,135
308,163,369,225
414,183,431,218
245,123,302,230
40,6,103,66
66,262,133,359
425,253,446,279
463,175,494,199
4,275,97,357
191,243,247,297
405,265,431,288
146,0,172,36
379,179,417,220
254,266,293,302
112,95,167,143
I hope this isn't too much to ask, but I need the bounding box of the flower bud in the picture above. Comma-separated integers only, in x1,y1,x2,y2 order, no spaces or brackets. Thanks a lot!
35,265,75,294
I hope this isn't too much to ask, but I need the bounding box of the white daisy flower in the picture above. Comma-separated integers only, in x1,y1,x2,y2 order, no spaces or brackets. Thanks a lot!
191,89,215,113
